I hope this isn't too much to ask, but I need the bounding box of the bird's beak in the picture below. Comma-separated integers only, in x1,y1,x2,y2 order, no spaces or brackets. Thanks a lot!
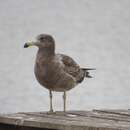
24,41,36,48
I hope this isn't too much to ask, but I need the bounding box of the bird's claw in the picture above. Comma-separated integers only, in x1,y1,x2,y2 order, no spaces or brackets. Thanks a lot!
46,109,56,115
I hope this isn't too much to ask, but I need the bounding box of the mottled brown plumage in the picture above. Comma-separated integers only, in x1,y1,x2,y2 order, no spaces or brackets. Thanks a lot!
24,34,94,113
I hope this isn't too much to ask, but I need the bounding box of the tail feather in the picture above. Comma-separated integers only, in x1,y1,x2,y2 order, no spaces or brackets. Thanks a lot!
82,68,96,71
77,68,95,83
82,68,96,78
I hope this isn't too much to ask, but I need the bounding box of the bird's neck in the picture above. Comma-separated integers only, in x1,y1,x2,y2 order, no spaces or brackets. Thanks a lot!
38,47,55,58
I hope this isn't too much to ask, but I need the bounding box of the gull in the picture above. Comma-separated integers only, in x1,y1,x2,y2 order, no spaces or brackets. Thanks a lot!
24,34,95,113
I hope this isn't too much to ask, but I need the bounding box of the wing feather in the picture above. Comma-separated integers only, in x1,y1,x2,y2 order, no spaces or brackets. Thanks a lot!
57,54,84,83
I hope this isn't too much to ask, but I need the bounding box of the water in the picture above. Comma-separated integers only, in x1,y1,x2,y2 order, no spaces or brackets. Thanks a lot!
0,0,130,113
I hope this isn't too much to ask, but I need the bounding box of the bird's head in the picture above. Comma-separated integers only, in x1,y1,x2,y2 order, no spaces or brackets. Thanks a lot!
24,34,55,49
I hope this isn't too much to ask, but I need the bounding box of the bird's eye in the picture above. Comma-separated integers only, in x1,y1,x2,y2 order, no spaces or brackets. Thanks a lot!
39,37,45,41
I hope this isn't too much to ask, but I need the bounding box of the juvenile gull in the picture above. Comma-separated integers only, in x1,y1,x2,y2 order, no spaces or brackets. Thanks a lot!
24,34,95,113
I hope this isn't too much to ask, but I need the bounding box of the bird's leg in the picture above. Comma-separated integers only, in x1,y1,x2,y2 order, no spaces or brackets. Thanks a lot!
63,91,66,113
49,90,53,113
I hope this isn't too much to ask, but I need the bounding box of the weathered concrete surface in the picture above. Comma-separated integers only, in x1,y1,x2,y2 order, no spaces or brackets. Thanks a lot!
0,110,130,130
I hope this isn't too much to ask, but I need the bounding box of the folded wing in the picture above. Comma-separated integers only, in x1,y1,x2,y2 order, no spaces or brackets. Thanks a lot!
57,54,92,83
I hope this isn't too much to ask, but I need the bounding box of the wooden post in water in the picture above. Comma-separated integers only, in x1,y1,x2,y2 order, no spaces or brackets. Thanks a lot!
0,109,130,130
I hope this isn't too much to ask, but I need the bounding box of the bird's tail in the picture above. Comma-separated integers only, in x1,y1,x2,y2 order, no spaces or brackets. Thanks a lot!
81,68,96,78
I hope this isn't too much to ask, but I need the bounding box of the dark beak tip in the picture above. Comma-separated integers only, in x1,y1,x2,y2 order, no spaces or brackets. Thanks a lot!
24,43,29,48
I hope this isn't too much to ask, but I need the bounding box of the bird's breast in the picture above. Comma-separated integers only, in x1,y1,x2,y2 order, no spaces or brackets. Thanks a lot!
34,56,77,92
34,59,60,88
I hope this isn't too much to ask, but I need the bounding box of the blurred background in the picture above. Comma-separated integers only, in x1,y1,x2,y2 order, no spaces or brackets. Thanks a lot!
0,0,130,113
